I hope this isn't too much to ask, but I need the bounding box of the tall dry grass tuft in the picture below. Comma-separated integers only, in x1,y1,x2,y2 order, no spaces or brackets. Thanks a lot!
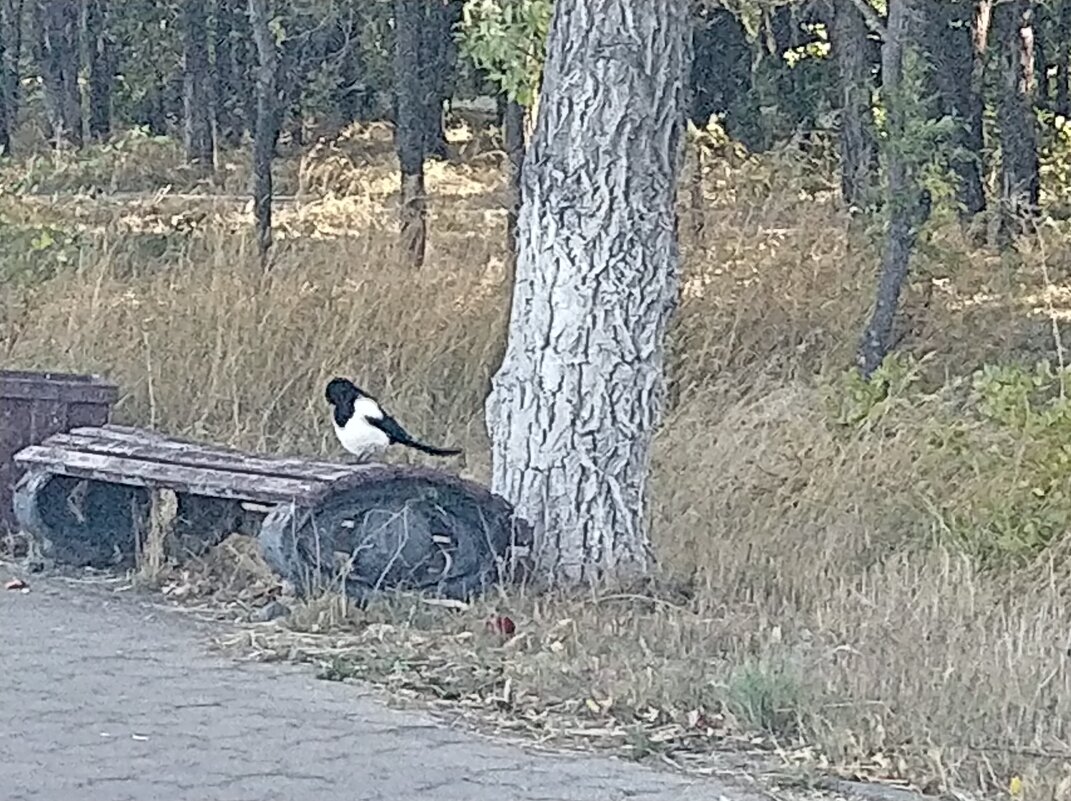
3,124,1071,796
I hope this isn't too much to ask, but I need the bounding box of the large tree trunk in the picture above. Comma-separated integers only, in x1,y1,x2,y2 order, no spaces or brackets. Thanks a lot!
830,0,878,211
82,0,111,141
921,0,986,223
857,0,931,377
33,0,81,148
182,0,214,168
485,0,689,583
996,0,1040,244
395,0,426,266
249,0,277,264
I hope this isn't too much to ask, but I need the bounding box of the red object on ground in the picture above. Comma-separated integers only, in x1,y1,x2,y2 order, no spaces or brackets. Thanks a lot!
487,615,516,636
5,577,28,591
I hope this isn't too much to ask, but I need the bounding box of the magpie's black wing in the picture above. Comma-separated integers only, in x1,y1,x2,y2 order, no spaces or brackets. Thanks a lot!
367,413,462,457
367,412,412,446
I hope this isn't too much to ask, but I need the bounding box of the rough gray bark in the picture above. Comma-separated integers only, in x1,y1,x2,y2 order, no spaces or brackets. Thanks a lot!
33,0,81,148
182,0,214,168
485,0,690,583
831,0,878,210
395,0,426,266
857,0,931,377
996,0,1039,244
248,0,276,264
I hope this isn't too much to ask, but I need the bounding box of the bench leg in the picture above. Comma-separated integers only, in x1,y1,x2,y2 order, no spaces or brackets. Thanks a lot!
13,470,149,568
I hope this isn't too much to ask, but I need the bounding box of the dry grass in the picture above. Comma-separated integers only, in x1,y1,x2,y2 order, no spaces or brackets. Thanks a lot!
4,122,1071,799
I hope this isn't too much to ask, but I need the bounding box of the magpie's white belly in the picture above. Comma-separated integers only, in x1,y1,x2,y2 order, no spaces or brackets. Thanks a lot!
334,417,390,458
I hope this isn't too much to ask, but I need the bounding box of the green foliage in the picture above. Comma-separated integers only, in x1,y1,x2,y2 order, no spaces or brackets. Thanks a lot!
958,363,1071,563
0,218,79,286
830,352,927,428
1038,110,1071,216
458,0,552,106
878,48,959,200
829,355,1071,567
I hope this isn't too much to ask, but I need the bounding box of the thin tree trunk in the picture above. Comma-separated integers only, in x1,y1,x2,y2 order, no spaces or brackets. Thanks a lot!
857,0,931,377
920,0,987,224
182,0,214,168
214,0,245,146
82,0,111,141
503,98,525,261
486,0,690,583
996,0,1039,245
248,0,277,264
0,0,21,154
831,0,878,211
33,0,81,148
420,0,460,160
1057,0,1071,116
395,0,426,266
0,4,9,155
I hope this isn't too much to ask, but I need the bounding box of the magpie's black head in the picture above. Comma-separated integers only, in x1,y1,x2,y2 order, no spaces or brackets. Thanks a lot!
325,377,365,408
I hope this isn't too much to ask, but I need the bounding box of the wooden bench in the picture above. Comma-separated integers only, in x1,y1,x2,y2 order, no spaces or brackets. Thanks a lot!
12,424,531,602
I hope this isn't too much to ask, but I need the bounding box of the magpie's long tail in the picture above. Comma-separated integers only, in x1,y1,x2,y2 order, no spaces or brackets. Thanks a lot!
399,436,462,457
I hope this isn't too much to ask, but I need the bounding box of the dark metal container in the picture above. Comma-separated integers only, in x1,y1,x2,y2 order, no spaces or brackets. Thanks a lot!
0,370,119,534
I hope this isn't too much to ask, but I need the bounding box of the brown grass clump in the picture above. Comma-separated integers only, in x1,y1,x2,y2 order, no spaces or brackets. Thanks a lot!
3,122,1071,798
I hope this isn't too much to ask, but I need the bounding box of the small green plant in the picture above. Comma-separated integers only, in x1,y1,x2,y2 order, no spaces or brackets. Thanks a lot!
720,658,808,738
830,352,926,427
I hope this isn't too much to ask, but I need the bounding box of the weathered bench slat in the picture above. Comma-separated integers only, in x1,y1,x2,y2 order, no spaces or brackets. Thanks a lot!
52,431,354,483
15,445,320,503
81,424,353,474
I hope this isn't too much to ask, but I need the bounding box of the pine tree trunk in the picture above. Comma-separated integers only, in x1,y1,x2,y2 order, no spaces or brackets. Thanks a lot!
485,0,689,583
996,0,1039,244
33,0,81,148
182,0,214,169
248,0,276,264
395,0,426,267
83,0,111,141
831,0,878,211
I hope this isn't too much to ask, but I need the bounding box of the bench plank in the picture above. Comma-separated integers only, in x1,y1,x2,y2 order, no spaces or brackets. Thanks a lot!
51,431,354,483
14,445,321,504
76,424,353,474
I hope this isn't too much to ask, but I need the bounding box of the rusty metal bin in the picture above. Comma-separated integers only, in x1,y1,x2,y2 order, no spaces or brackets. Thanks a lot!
1,370,119,535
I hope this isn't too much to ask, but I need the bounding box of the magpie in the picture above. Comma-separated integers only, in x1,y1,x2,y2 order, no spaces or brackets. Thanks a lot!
324,377,462,460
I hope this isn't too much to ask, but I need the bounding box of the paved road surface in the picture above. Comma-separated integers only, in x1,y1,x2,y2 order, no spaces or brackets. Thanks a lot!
1,572,761,801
